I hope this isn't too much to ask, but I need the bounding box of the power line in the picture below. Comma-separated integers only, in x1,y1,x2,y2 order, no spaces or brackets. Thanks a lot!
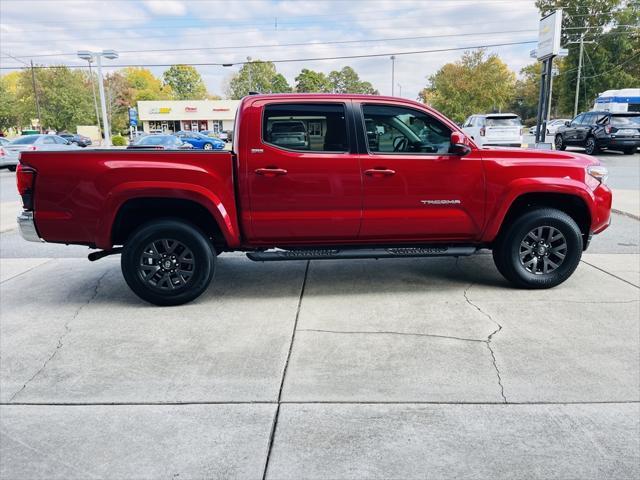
0,39,538,70
0,28,538,59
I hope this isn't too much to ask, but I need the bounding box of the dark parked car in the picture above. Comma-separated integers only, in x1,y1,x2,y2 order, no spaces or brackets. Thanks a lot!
58,133,92,147
555,111,640,155
266,120,308,149
127,135,193,150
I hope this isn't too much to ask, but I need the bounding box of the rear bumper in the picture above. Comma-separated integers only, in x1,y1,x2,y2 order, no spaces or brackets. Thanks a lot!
17,211,43,242
600,138,640,148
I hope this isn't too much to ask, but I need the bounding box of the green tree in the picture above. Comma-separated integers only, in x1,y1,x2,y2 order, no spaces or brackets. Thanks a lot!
294,68,332,93
105,71,132,135
122,67,173,104
327,66,378,94
162,65,208,100
419,49,516,123
225,61,292,99
13,66,95,132
0,73,21,132
536,0,638,114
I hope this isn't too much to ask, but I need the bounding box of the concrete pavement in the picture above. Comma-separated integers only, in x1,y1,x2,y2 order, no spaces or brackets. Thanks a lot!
1,252,638,479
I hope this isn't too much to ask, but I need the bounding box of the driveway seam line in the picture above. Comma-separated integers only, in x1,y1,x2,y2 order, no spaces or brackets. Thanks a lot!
580,259,640,289
0,258,56,285
7,271,107,402
261,260,310,480
2,400,638,406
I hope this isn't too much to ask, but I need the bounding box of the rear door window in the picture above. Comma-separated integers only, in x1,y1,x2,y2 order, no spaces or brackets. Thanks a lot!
263,103,348,152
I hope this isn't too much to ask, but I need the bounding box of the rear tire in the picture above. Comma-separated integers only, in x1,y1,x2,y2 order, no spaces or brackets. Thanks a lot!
584,136,600,155
554,134,566,151
121,219,215,306
203,143,213,150
492,208,583,289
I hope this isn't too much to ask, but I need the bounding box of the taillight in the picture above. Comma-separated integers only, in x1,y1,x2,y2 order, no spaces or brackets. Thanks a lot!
480,127,486,136
29,145,38,151
604,125,612,134
16,163,36,210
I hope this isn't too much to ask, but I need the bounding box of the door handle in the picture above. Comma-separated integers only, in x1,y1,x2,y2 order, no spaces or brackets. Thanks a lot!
364,168,396,177
255,167,288,177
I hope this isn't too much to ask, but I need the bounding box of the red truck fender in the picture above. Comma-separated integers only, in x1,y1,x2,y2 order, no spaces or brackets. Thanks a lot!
482,177,599,243
97,181,241,250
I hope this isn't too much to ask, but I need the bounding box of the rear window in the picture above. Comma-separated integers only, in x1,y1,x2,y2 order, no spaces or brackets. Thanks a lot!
485,116,522,127
610,115,640,127
10,136,38,145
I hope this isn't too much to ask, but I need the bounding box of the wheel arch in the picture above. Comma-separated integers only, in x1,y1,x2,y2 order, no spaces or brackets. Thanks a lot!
487,190,593,247
110,197,229,250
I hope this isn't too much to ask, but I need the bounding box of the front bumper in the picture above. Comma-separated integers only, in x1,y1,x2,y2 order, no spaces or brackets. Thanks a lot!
17,211,43,242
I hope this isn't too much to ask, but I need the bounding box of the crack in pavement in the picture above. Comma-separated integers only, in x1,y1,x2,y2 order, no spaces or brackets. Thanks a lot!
297,328,486,343
7,271,108,402
463,281,507,404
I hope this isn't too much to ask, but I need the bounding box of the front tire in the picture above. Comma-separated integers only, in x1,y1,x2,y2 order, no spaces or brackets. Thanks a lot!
554,134,566,150
7,165,16,172
121,219,215,306
492,208,583,289
584,136,600,155
623,147,636,155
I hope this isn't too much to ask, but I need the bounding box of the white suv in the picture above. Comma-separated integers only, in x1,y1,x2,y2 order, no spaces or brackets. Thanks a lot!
462,114,523,148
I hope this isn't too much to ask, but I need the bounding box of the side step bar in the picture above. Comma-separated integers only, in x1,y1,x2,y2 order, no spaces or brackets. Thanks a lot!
246,246,477,262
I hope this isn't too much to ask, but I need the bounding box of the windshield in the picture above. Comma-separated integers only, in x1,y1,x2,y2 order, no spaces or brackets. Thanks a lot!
611,115,640,127
10,135,39,145
486,116,522,126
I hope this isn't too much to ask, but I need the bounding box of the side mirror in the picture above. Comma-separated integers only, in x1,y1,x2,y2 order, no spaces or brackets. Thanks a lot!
450,131,472,156
565,121,571,127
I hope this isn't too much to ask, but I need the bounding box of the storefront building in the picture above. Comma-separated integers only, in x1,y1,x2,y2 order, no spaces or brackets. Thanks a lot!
137,100,240,134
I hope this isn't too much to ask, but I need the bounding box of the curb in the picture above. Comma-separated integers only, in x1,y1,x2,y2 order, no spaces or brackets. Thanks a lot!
612,208,640,221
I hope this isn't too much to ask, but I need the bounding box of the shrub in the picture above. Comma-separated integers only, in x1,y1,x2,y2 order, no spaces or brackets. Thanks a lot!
111,135,127,146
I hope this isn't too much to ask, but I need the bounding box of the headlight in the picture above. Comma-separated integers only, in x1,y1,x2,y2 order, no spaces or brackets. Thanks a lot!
587,165,608,185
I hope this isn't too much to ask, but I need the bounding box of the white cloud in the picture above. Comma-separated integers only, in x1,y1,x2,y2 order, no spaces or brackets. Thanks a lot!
143,0,186,16
0,0,541,100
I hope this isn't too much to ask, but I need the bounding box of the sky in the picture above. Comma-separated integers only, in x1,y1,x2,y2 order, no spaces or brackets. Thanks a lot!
0,0,542,100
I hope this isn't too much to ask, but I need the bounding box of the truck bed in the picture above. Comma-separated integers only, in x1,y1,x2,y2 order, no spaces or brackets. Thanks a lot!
19,149,239,249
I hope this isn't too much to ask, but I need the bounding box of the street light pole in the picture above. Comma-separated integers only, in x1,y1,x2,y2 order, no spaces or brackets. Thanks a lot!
397,83,402,97
95,55,111,146
78,50,118,147
87,60,101,132
390,56,395,96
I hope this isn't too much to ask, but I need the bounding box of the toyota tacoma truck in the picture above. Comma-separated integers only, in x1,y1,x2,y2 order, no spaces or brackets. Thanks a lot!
16,94,612,305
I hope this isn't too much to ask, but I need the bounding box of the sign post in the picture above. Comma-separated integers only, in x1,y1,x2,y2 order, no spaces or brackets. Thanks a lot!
128,107,138,141
534,10,563,146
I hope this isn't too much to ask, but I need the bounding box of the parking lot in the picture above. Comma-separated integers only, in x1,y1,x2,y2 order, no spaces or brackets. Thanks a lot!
1,149,639,479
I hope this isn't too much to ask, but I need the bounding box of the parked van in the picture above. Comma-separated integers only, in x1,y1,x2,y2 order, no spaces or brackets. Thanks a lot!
593,88,640,113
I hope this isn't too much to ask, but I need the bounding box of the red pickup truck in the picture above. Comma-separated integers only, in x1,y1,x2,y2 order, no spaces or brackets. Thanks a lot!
16,94,612,305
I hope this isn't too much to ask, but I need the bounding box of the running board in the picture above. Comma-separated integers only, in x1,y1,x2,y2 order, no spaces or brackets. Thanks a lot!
246,246,477,262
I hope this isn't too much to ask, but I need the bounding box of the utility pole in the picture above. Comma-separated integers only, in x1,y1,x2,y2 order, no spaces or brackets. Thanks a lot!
390,56,395,96
246,56,253,93
30,60,42,132
573,33,585,117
